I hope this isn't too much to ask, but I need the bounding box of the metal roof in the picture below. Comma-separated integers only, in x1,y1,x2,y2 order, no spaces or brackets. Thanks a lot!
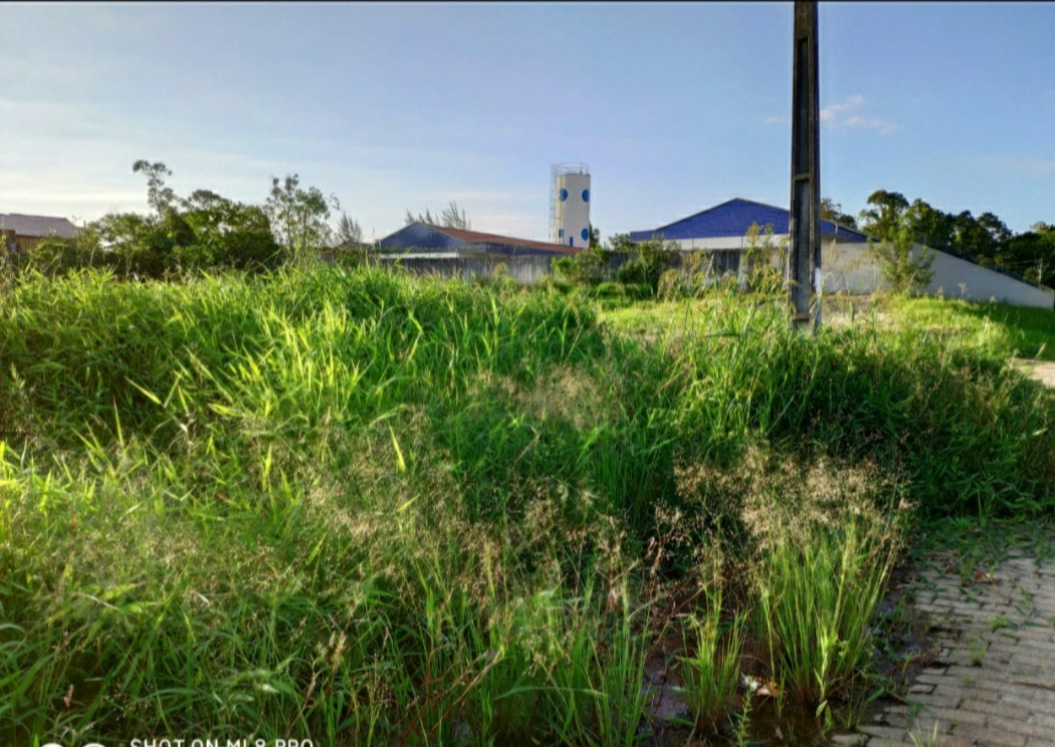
379,223,582,255
429,225,582,254
628,198,868,243
0,213,80,239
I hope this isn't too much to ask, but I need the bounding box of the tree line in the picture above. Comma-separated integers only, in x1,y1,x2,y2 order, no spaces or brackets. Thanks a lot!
4,161,372,280
822,191,1054,286
4,159,498,280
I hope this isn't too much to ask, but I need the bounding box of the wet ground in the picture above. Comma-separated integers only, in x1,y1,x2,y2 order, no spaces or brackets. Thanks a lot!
634,572,937,747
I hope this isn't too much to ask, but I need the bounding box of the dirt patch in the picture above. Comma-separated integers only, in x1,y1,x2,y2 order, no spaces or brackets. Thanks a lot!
1016,359,1055,388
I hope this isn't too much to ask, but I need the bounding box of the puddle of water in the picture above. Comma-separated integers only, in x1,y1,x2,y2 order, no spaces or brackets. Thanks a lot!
634,573,938,746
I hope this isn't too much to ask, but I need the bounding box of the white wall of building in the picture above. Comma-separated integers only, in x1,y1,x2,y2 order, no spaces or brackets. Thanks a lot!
652,236,1054,309
822,241,1054,309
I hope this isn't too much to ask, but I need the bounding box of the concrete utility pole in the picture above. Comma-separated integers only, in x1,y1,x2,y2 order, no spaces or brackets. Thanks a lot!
788,0,821,330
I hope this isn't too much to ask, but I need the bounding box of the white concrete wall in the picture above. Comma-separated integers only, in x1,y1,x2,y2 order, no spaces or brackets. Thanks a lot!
659,237,1054,309
667,236,748,251
821,241,1054,309
924,248,1054,308
821,241,885,294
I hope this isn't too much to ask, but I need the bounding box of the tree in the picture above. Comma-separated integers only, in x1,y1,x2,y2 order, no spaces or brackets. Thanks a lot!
870,218,935,294
951,210,1000,266
607,233,637,253
335,212,364,247
903,198,954,250
858,190,909,241
181,191,281,271
25,233,104,277
25,160,286,278
588,224,601,249
405,201,471,230
554,245,609,286
997,229,1055,286
133,160,177,217
977,211,1011,246
440,200,470,230
820,198,858,229
265,174,332,261
405,208,437,226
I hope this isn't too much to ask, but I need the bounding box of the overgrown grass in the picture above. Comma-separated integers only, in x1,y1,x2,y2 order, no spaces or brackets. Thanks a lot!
1,265,1053,744
755,513,902,709
679,583,746,735
885,295,1054,361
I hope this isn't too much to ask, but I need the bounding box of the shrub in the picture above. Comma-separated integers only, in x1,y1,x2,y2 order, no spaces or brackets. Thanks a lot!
742,222,787,295
614,237,679,294
24,236,102,276
870,223,936,295
554,245,610,286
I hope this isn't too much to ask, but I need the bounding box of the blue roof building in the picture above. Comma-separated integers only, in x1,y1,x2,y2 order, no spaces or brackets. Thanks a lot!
377,223,580,257
625,198,1053,309
629,197,867,248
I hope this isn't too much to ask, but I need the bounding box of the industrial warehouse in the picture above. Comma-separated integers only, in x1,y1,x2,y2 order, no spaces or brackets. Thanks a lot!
373,166,1054,309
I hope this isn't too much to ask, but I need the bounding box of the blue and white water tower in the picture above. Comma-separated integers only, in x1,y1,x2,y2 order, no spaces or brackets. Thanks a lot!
550,163,591,248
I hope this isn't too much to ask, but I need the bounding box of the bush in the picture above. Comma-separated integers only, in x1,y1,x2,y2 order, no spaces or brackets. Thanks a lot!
870,224,936,295
741,222,787,295
553,245,610,286
614,237,680,293
24,236,102,276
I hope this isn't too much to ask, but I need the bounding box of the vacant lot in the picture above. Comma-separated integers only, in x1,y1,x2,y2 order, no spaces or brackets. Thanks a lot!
2,266,1053,746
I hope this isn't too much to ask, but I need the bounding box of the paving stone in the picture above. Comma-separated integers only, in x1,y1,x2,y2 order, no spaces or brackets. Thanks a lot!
832,545,1055,747
984,716,1055,740
910,692,963,709
956,697,1030,720
859,725,914,740
949,723,1027,747
916,706,988,728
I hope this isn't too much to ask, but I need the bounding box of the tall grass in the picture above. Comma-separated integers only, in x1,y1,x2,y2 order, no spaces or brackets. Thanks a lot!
679,583,746,734
606,291,1055,517
1,264,1052,742
755,514,901,708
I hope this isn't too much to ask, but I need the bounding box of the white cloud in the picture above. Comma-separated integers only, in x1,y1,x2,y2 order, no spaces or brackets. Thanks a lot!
987,157,1055,176
820,95,899,135
764,115,787,125
819,95,866,122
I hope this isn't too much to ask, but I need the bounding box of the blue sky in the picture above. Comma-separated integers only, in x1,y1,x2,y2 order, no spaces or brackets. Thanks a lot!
3,2,1054,242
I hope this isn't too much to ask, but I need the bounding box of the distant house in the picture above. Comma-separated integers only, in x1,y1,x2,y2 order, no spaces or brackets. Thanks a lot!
630,198,1054,309
0,213,80,254
377,223,582,257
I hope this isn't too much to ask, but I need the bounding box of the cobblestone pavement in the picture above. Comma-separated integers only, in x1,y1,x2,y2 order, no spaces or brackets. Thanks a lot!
834,549,1055,747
